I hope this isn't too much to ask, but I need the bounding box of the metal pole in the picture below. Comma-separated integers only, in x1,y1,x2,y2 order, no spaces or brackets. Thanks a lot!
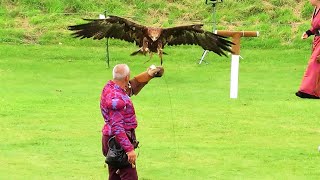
198,3,217,64
102,10,110,68
106,38,110,68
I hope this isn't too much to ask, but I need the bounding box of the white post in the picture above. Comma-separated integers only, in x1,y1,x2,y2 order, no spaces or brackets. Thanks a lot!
230,55,240,99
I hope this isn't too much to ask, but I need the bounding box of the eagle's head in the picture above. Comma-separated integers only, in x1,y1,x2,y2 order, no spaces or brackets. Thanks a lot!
147,28,162,42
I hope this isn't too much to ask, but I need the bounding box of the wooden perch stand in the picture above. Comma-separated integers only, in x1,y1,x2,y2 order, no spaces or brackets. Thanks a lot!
215,30,259,55
214,30,259,98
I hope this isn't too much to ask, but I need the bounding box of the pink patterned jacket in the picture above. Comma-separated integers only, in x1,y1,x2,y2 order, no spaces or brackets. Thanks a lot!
100,80,137,152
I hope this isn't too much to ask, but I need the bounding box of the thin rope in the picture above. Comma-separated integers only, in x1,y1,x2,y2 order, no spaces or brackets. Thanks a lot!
162,74,178,157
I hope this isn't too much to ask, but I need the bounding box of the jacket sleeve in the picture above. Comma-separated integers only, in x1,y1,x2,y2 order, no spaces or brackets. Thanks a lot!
308,10,320,36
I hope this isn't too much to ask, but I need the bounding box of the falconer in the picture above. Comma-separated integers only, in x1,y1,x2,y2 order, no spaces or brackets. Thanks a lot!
100,64,164,180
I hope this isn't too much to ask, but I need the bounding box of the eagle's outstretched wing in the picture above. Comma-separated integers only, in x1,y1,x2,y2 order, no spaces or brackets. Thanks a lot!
68,15,146,46
162,25,233,56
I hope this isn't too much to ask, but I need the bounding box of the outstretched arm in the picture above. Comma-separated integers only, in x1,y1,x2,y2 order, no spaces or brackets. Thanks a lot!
125,65,164,96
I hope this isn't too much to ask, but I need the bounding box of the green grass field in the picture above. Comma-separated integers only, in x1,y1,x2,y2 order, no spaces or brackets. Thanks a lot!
1,43,320,179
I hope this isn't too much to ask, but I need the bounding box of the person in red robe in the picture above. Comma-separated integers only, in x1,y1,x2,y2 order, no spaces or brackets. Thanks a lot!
296,0,320,99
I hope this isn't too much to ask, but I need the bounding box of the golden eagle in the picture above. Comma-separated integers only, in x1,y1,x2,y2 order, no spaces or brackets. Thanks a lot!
68,15,233,65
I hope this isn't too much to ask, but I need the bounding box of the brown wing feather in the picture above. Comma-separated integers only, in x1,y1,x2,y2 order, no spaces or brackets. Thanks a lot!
162,25,233,56
68,15,146,46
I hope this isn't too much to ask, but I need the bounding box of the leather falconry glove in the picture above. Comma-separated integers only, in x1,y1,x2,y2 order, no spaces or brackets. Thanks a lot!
128,65,164,96
134,65,164,83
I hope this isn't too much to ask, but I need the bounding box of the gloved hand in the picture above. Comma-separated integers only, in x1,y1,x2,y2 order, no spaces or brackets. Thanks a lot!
129,65,165,96
147,65,164,77
135,65,164,83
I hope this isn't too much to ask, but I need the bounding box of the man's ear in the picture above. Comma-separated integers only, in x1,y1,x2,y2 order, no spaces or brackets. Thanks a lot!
125,75,130,82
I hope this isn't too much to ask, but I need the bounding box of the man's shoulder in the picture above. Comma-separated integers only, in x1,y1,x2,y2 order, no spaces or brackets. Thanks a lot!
102,86,124,99
101,89,126,111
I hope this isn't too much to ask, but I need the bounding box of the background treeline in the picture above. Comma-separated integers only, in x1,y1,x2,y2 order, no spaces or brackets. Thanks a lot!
0,0,316,49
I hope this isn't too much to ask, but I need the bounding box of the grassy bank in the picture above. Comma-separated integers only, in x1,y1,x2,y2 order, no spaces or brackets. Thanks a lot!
0,0,316,49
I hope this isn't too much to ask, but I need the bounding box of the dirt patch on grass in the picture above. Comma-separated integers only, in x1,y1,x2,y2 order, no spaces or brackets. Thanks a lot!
292,1,305,19
146,9,169,26
14,17,42,44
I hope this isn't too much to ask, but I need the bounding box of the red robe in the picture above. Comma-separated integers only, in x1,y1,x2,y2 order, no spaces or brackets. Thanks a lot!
299,8,320,97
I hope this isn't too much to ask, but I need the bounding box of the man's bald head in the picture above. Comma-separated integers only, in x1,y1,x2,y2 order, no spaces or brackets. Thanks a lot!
113,64,130,81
